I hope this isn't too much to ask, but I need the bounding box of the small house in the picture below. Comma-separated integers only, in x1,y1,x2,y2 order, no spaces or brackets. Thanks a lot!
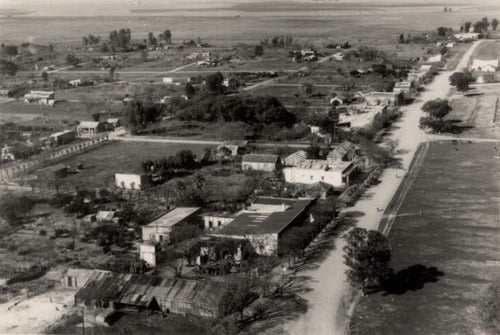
50,130,76,145
142,207,201,243
333,52,344,61
242,154,280,172
217,140,248,156
327,141,358,162
107,118,121,128
69,79,82,87
76,121,106,137
115,173,150,190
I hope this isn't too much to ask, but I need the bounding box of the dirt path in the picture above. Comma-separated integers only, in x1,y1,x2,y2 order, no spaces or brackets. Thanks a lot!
284,40,483,335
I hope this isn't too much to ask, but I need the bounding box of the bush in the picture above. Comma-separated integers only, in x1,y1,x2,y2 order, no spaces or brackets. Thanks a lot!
39,230,47,236
0,195,36,226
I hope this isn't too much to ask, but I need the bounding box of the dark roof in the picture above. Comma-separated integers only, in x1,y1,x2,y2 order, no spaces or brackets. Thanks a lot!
242,154,279,164
214,197,315,235
328,141,356,159
75,272,230,314
307,181,334,192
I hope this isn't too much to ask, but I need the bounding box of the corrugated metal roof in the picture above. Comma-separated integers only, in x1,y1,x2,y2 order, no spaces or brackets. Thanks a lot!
75,273,230,314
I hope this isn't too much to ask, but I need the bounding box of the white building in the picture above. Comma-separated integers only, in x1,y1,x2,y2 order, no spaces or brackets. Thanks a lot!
24,90,55,105
163,77,174,83
426,54,442,63
69,79,82,87
76,121,105,137
470,59,499,72
283,159,356,188
115,173,150,190
140,243,159,266
333,52,344,61
142,207,201,243
454,33,480,42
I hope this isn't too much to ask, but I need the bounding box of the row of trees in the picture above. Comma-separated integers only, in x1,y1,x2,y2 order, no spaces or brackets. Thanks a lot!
0,59,17,76
260,35,294,48
141,149,199,174
460,17,499,34
125,100,165,133
175,94,296,127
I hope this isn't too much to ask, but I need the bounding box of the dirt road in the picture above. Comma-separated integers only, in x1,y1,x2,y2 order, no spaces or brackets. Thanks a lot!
285,40,483,335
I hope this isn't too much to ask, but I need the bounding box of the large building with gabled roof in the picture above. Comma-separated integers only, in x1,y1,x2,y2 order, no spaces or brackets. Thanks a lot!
209,197,316,256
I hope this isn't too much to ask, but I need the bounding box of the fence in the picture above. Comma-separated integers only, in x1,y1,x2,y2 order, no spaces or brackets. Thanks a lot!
0,134,110,183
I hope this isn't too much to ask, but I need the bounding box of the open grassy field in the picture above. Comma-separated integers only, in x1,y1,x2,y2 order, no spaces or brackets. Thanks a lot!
2,4,500,46
53,141,218,189
350,141,500,335
447,83,500,139
470,40,500,61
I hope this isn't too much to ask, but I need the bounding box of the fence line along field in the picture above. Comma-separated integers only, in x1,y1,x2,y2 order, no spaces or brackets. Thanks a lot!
47,141,217,189
350,141,500,335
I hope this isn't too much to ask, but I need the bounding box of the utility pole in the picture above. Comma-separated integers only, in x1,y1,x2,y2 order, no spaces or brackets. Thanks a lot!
81,308,85,335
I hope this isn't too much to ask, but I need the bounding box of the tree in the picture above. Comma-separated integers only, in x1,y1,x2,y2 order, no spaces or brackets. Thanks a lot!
66,54,80,66
464,21,472,32
147,32,157,49
109,65,116,82
41,71,48,81
254,44,264,57
492,18,499,31
437,26,451,37
473,18,490,33
0,60,17,76
185,82,196,99
219,279,259,319
299,82,314,96
1,44,18,56
449,71,472,92
159,29,172,44
343,228,392,293
422,99,452,118
206,72,224,94
398,33,405,44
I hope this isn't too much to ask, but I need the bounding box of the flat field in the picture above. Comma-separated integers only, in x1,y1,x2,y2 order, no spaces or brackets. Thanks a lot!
470,40,500,61
448,83,500,139
54,141,217,188
350,141,500,335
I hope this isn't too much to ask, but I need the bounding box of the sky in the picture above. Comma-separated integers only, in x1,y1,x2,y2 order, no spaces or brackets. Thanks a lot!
1,0,498,16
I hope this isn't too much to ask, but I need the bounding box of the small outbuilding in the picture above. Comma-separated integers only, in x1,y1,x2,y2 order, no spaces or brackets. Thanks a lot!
242,154,281,172
115,173,150,190
142,207,201,243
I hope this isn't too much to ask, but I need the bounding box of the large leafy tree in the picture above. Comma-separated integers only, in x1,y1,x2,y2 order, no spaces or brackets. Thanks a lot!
343,228,393,293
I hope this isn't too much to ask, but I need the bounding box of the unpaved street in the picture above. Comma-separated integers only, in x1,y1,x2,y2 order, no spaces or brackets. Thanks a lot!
285,40,483,335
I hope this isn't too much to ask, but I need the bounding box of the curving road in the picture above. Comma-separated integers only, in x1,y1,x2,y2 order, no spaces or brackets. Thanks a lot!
284,40,484,335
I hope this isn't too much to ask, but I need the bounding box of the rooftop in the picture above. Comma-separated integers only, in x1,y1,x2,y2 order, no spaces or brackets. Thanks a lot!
328,141,356,159
242,154,279,164
75,272,230,315
77,121,101,128
214,197,315,235
145,207,200,229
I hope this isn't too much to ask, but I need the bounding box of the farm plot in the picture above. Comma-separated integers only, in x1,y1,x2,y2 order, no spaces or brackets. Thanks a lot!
54,141,217,189
350,141,500,335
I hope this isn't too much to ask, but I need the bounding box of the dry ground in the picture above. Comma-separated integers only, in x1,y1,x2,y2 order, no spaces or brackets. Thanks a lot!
350,141,500,335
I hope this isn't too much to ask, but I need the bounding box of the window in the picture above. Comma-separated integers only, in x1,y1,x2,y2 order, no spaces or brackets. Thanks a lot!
321,176,325,181
218,220,222,226
209,221,213,229
310,175,313,180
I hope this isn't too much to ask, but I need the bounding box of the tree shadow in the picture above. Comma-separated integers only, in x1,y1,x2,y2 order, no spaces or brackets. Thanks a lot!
382,264,444,295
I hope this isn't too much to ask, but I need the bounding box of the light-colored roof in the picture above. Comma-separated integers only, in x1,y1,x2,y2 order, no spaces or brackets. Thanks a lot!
77,121,100,128
50,130,75,138
328,141,356,159
96,210,116,221
145,207,200,229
